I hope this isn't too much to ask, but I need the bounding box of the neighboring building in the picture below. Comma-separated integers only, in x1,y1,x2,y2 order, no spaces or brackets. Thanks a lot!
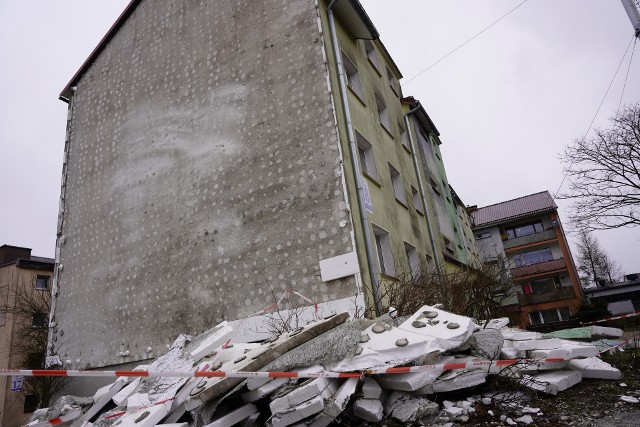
51,0,476,369
470,191,583,328
584,273,640,315
0,245,54,427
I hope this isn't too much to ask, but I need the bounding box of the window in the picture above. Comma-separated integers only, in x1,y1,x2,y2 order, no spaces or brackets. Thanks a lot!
411,186,422,213
375,95,391,133
364,40,379,70
387,67,399,94
504,221,544,240
405,242,420,277
443,238,454,255
398,122,408,148
32,313,47,328
356,132,378,180
476,232,491,240
24,394,40,413
389,164,406,204
373,225,394,276
35,275,50,290
429,178,441,196
529,276,562,293
529,307,571,325
342,52,363,99
513,248,554,267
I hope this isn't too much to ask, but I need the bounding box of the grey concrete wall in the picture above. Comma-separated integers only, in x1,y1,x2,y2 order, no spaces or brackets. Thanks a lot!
52,0,357,368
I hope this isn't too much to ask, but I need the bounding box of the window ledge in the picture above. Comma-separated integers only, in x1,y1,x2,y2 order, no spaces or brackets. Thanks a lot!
368,58,382,76
402,143,412,155
389,83,400,98
415,209,425,217
347,85,366,107
363,172,382,188
380,122,395,139
380,272,398,281
396,198,409,210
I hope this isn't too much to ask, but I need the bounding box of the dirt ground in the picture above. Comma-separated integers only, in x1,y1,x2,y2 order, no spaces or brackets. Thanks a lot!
452,350,640,426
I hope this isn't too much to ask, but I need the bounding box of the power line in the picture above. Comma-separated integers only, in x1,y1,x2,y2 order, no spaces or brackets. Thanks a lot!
402,0,529,86
554,33,636,199
618,37,637,112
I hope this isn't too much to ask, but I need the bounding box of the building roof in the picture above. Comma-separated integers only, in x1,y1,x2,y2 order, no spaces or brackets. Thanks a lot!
59,0,380,101
471,191,557,228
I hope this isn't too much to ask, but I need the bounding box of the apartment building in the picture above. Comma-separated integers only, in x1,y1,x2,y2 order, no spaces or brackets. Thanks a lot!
51,0,476,369
470,191,583,328
0,245,54,427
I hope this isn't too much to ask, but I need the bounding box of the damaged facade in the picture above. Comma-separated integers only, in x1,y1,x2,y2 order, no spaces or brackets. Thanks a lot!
26,306,626,426
470,191,583,328
51,0,477,371
0,245,54,427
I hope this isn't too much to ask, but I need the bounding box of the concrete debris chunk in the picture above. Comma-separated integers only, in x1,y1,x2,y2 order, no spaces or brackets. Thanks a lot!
42,308,628,426
568,356,622,379
384,391,439,422
353,398,384,422
522,370,582,395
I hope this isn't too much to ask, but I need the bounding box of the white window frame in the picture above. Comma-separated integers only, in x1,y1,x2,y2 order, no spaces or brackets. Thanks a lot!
373,225,395,277
389,163,406,204
404,242,420,278
35,275,50,290
375,95,391,133
411,186,422,213
364,40,379,70
356,132,378,180
342,51,363,100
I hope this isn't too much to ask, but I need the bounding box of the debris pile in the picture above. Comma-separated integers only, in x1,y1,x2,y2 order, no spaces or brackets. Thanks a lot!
27,306,626,426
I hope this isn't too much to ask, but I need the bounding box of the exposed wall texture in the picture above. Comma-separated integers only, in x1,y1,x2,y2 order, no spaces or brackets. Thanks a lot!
53,0,357,368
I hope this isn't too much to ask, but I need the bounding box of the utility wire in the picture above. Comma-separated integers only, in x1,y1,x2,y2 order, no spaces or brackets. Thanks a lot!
618,37,637,112
554,33,636,199
402,0,529,86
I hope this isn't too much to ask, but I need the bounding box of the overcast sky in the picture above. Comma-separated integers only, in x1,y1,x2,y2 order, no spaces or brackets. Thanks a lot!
1,1,638,274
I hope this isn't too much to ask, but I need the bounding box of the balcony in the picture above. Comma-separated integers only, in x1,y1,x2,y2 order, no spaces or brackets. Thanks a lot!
511,258,567,279
503,229,557,251
518,287,576,306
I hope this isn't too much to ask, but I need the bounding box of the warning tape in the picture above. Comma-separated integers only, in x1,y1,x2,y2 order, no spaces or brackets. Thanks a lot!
581,311,640,325
0,357,573,380
26,408,82,426
598,339,631,354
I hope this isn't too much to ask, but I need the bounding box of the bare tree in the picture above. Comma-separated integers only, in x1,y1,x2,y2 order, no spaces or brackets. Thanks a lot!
575,230,622,288
374,258,516,322
0,280,67,408
560,103,640,230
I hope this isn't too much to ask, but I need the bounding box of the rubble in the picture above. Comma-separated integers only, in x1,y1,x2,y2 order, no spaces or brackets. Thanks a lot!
27,305,631,426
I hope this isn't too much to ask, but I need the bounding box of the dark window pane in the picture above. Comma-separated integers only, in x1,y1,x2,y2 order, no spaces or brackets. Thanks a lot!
24,394,40,413
534,222,544,233
541,309,560,323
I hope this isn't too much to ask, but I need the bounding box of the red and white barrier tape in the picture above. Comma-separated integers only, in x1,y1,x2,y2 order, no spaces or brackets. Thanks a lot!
0,357,572,380
599,339,631,354
249,289,319,318
26,408,82,426
581,310,640,325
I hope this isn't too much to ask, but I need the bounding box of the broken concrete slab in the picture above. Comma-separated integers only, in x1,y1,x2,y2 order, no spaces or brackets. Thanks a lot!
352,398,383,422
361,378,382,399
542,326,623,340
522,370,582,395
384,391,439,423
106,398,172,426
204,403,258,427
188,321,234,362
376,355,456,392
271,394,327,427
185,312,349,410
330,306,475,372
513,338,562,351
467,328,504,359
500,328,542,341
432,367,487,393
568,357,622,379
270,377,335,415
242,377,289,403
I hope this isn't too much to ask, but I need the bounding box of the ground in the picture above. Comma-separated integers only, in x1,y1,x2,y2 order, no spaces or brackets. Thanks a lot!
446,350,640,426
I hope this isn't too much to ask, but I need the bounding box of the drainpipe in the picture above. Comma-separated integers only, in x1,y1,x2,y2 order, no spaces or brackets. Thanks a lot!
404,103,442,274
327,0,382,315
